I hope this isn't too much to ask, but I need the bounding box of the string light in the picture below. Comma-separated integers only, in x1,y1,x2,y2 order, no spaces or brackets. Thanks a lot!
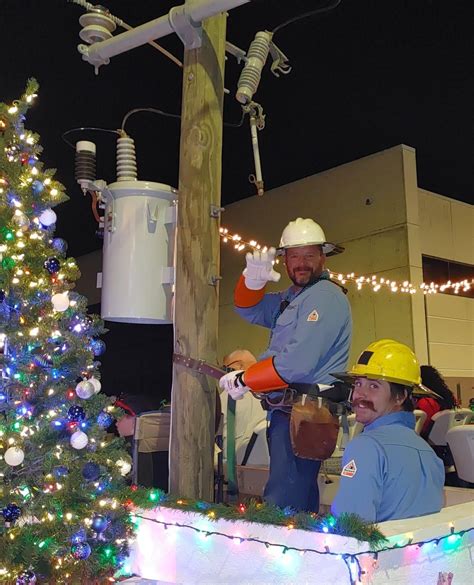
219,226,473,295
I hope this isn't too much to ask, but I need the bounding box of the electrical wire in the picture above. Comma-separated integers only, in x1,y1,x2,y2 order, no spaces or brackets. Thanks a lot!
272,0,342,35
120,107,246,132
61,127,121,149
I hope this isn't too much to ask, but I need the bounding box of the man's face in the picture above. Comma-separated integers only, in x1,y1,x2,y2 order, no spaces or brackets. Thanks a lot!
351,377,404,426
285,245,325,288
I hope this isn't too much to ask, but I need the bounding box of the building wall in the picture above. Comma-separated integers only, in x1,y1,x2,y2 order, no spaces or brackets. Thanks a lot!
417,190,474,405
219,145,419,365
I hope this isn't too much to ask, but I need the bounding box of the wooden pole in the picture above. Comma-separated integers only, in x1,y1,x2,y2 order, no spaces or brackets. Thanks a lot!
169,11,227,500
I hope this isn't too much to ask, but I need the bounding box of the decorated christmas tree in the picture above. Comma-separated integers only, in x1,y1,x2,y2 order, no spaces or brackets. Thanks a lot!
0,81,135,583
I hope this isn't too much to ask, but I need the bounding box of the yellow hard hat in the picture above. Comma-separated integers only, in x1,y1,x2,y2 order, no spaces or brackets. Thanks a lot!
333,339,421,387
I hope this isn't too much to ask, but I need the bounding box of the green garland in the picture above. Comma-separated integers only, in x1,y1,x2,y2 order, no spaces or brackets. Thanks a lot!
126,486,387,549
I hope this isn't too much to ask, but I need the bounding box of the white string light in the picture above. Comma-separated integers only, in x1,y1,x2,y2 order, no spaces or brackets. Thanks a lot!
219,226,472,295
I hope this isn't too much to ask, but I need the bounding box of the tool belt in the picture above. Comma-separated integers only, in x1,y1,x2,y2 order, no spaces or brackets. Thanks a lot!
260,383,349,461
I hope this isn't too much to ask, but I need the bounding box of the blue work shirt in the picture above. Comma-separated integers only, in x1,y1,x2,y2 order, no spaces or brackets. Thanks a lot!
236,275,352,385
331,411,445,523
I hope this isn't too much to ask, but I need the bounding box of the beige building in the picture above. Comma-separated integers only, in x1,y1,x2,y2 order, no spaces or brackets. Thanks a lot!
76,145,473,404
219,145,473,405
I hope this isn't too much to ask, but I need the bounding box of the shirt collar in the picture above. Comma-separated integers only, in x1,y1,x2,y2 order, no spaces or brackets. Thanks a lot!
364,411,415,432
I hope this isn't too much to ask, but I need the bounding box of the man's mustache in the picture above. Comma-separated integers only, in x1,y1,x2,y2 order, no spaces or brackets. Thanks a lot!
352,399,377,412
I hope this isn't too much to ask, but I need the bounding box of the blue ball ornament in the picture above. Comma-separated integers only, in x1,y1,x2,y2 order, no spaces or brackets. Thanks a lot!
32,180,44,194
71,542,91,560
82,462,101,481
70,528,87,544
91,514,108,533
53,466,69,478
97,411,113,429
16,570,36,585
51,238,68,255
67,405,86,422
43,257,61,274
2,503,22,524
90,339,106,356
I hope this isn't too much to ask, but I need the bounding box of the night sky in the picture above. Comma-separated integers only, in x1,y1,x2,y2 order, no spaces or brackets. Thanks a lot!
2,0,473,400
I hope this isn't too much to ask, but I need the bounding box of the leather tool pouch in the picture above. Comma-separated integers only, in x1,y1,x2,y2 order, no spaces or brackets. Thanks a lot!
290,395,340,461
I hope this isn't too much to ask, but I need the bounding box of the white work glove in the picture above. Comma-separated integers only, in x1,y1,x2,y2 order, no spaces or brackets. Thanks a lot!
243,247,281,290
219,370,250,400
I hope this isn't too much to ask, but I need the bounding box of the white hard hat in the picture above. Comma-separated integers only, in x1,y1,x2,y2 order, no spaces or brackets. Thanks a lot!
278,218,343,256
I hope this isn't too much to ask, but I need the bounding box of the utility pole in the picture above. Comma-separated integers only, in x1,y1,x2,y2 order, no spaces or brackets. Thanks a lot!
169,11,227,500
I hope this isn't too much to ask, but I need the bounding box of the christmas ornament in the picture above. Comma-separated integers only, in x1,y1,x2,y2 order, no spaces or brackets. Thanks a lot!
53,466,69,478
75,380,95,400
31,348,53,367
44,257,60,274
70,528,87,544
97,411,113,429
51,237,68,255
70,430,88,450
2,503,22,524
32,180,44,194
67,405,86,422
51,292,69,312
0,117,7,133
90,339,106,356
88,377,101,394
4,446,25,466
82,462,101,481
71,542,91,560
39,208,57,227
116,459,132,476
16,570,36,584
91,514,108,533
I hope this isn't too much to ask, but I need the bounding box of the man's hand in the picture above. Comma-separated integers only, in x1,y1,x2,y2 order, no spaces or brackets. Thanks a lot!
243,247,281,290
219,370,250,400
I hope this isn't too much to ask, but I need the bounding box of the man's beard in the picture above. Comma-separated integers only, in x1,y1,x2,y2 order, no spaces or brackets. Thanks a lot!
288,268,321,287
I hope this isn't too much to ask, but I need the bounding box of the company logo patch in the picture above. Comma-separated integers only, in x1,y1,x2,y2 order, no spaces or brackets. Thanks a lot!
307,309,319,322
341,460,357,478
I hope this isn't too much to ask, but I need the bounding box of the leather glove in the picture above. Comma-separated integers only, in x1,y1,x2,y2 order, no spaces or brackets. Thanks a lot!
219,370,249,400
243,247,281,290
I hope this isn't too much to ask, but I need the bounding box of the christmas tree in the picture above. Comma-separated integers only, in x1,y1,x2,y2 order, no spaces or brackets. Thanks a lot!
0,81,135,583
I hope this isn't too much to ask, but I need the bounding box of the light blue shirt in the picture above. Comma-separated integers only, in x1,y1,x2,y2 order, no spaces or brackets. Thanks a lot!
331,411,445,522
236,275,352,385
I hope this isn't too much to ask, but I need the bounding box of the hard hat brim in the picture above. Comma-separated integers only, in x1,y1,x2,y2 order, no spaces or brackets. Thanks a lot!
331,374,443,400
276,242,345,257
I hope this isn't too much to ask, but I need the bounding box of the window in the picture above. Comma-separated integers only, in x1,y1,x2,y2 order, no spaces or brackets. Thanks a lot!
422,256,474,299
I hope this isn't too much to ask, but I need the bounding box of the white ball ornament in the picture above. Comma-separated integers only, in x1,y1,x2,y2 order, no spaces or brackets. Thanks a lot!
70,430,89,450
75,380,95,400
4,446,25,466
51,293,70,312
39,208,57,227
89,377,101,394
116,459,132,476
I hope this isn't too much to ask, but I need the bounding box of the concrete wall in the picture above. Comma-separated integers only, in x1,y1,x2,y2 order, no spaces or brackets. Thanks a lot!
417,190,474,404
219,145,419,365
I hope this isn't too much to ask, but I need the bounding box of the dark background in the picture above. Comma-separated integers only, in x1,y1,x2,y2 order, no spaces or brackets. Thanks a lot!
2,0,473,402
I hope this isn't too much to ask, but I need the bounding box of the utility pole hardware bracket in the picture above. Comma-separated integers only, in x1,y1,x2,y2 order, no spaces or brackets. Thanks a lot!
169,5,202,50
209,204,225,218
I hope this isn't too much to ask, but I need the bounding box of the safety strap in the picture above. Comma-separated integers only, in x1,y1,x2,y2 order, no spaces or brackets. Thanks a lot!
241,431,259,466
172,352,226,380
226,397,238,496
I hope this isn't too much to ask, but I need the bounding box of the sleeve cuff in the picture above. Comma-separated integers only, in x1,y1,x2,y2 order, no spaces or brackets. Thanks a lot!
234,274,266,308
244,356,288,393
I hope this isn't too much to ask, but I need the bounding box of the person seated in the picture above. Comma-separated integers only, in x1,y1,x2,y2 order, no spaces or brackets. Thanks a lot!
331,339,445,523
415,365,457,438
220,349,267,465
